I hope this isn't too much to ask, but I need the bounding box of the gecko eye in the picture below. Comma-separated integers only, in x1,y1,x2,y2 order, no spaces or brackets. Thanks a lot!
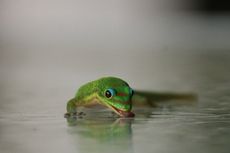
105,88,116,98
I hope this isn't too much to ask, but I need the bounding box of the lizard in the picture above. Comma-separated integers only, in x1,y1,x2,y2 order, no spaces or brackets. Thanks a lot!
65,76,195,118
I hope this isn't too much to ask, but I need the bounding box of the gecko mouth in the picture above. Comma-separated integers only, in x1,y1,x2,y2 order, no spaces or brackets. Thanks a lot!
110,105,135,118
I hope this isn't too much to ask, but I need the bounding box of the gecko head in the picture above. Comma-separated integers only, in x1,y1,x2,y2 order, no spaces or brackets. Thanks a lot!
97,77,135,117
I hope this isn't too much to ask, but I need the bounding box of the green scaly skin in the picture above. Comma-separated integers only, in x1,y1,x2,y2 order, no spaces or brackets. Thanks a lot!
66,77,135,117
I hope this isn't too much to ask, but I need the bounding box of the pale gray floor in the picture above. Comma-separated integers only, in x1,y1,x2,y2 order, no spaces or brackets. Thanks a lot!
1,1,230,153
0,50,230,153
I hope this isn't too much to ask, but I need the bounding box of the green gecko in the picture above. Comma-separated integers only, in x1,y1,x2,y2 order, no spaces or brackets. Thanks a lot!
65,76,196,118
65,77,135,117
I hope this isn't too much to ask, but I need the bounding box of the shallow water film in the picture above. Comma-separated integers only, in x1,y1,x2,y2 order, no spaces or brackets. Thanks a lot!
1,50,230,153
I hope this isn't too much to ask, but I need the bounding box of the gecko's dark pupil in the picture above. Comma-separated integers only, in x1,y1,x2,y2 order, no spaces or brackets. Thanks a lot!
105,90,112,98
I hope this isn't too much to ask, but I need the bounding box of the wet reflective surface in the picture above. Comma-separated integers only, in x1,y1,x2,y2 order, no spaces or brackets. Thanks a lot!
0,50,230,153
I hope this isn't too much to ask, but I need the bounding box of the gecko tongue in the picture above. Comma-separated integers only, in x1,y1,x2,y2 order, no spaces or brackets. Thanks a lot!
111,105,135,117
117,109,135,117
124,111,135,117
